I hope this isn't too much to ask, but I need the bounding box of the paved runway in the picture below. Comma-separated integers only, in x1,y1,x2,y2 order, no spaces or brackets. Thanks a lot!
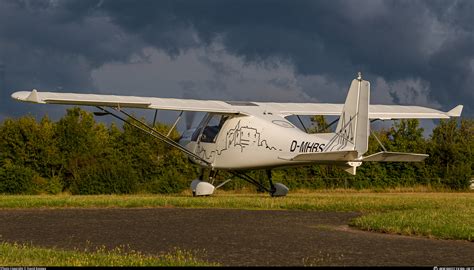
0,208,472,266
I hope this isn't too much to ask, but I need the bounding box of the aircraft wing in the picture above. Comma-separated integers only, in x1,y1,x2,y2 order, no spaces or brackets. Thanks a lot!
11,90,243,114
12,90,462,119
368,104,463,120
260,102,463,119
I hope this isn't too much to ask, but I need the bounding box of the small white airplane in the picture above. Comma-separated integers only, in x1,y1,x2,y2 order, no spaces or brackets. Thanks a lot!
11,73,463,196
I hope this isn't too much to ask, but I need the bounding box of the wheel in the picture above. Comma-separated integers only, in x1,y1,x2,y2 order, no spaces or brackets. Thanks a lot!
269,183,289,197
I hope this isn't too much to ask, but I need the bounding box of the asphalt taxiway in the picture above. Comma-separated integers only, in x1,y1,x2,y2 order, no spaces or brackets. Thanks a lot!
0,208,472,266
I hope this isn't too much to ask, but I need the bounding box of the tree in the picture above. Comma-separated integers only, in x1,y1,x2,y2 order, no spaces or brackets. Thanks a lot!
308,115,331,133
0,116,60,174
383,119,428,183
427,118,473,189
0,115,62,194
0,108,471,193
54,107,112,191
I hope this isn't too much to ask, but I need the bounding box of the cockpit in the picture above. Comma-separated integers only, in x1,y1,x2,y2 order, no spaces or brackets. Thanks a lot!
191,113,230,143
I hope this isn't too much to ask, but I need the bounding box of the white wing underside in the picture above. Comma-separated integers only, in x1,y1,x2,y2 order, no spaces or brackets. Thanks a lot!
11,90,462,120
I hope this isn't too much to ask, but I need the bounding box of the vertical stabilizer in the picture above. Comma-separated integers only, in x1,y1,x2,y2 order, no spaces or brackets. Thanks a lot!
333,73,370,157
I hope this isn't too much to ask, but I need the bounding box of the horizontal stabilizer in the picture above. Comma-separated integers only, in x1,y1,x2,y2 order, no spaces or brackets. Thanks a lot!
279,150,359,162
362,151,428,162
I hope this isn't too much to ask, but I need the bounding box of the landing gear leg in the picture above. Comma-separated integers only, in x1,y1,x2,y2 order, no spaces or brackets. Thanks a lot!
209,170,218,185
266,170,289,197
230,170,289,197
266,170,276,195
199,168,205,181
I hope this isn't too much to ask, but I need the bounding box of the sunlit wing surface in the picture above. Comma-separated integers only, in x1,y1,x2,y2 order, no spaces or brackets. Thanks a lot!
12,90,462,119
11,90,242,114
368,104,463,119
258,102,344,116
261,102,463,119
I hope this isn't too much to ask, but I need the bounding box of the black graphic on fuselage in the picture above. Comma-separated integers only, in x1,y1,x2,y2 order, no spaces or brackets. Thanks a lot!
324,113,355,152
196,120,279,160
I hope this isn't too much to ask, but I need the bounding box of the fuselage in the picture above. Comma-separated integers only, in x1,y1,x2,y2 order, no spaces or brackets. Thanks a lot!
178,108,351,170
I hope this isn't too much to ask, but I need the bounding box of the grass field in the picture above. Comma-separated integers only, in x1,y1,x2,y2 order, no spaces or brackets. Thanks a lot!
0,242,216,266
0,191,472,266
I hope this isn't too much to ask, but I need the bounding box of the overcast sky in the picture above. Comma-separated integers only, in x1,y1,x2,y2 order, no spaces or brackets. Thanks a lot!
0,0,472,130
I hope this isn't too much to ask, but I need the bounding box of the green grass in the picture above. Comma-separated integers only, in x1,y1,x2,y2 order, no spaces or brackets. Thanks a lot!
351,204,474,241
0,192,473,242
0,241,216,266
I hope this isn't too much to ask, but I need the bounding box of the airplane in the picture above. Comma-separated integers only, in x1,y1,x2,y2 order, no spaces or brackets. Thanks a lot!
11,73,463,197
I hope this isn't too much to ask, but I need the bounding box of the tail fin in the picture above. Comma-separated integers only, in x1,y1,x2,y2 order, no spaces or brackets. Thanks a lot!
332,73,370,157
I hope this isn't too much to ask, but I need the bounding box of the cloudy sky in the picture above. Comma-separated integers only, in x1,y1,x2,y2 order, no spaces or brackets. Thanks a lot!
0,0,472,130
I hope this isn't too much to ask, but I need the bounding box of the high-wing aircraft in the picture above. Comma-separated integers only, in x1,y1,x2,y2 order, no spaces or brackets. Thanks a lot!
11,73,463,197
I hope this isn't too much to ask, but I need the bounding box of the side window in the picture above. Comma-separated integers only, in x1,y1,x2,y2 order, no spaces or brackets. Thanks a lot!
191,115,209,142
200,114,229,143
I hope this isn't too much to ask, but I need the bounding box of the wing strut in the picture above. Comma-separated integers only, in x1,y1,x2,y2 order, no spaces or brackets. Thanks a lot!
370,128,387,152
96,106,211,167
167,110,184,137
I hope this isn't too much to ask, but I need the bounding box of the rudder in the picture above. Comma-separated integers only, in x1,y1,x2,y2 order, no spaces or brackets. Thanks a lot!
333,73,370,157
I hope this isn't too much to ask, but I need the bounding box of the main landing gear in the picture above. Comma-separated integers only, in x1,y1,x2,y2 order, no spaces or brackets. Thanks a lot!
190,169,289,197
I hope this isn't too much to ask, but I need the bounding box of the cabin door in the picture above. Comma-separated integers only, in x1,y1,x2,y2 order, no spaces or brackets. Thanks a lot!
190,113,229,165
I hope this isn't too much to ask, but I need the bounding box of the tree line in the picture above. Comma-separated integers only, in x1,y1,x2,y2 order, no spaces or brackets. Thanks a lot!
0,107,472,194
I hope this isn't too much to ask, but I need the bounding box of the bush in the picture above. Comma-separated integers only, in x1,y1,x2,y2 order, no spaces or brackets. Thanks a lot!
71,161,139,195
45,176,64,195
0,165,36,194
143,170,189,194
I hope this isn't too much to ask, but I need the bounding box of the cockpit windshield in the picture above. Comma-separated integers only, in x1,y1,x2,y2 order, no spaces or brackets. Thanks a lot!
191,114,229,143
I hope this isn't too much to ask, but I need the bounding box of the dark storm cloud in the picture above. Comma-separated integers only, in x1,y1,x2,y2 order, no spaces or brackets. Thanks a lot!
95,0,474,113
1,0,472,118
420,1,474,112
96,0,431,75
0,0,145,117
1,0,145,79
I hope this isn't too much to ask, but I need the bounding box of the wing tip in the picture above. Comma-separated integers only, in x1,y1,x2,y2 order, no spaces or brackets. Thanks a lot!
446,105,463,117
11,89,41,103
